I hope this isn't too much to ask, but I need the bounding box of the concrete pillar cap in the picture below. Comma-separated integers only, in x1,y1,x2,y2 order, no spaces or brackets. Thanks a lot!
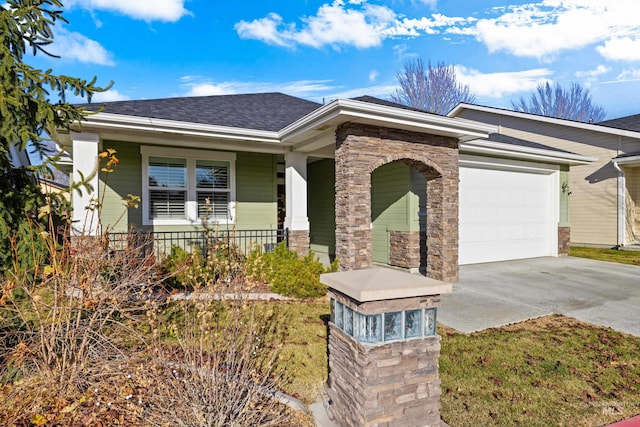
321,267,452,302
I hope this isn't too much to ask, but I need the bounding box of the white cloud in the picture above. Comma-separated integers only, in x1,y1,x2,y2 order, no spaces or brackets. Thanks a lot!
236,1,394,49
455,66,553,98
574,65,611,87
49,28,114,65
234,0,640,62
92,89,129,102
575,65,610,79
614,68,640,82
234,13,293,47
392,43,418,61
235,1,472,49
66,0,189,22
369,69,379,82
597,37,640,62
471,1,640,60
180,77,338,98
383,14,473,37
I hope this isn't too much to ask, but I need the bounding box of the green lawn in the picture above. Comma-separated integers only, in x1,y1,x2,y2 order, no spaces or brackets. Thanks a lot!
570,246,640,266
276,301,640,426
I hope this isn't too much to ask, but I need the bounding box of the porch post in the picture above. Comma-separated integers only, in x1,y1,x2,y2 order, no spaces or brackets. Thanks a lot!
71,131,100,236
284,151,310,255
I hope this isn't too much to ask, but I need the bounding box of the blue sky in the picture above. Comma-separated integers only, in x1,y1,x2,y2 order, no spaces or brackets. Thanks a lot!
26,0,640,119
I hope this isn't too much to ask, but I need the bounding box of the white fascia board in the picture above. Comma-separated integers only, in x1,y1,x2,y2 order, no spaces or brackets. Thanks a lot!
280,98,497,142
80,113,281,144
460,139,596,166
613,155,640,166
449,103,640,140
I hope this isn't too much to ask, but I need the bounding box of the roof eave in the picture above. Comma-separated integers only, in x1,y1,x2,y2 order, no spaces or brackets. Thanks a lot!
612,155,640,166
460,139,595,166
449,103,640,139
280,98,497,143
64,112,282,144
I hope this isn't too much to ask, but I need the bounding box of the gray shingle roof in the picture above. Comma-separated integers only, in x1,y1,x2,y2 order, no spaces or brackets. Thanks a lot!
486,133,579,155
81,92,321,132
350,95,429,114
597,114,640,132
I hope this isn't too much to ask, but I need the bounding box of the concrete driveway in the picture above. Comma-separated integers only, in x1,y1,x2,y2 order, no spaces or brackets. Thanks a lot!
438,256,640,336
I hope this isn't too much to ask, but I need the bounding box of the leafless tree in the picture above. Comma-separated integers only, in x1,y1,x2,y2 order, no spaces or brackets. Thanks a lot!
390,59,476,115
511,82,606,122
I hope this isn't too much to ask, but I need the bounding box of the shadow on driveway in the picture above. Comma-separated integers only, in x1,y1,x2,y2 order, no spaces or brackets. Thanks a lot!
438,256,640,336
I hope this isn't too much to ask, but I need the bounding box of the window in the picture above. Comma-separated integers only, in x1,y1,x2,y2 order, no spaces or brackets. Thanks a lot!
148,157,187,219
141,147,236,225
196,160,230,220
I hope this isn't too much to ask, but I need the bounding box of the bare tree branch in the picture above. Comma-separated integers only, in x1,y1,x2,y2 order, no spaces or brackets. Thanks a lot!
390,59,476,115
512,82,606,123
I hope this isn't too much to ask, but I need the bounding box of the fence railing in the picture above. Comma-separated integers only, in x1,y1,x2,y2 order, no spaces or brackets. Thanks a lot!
106,229,288,260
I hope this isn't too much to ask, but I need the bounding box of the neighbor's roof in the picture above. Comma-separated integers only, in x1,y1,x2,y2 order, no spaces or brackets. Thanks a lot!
598,114,640,132
486,133,579,155
449,103,640,140
460,132,594,166
81,92,321,132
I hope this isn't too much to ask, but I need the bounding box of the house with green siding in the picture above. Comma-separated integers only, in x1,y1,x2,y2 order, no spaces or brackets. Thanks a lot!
55,93,593,275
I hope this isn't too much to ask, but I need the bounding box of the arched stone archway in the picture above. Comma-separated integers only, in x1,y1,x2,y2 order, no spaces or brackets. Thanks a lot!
335,122,460,281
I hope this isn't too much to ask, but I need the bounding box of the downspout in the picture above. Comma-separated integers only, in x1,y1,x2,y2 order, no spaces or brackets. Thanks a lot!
613,135,625,248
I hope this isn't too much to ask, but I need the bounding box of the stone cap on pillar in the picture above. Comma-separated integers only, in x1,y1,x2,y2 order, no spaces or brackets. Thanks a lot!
321,267,452,303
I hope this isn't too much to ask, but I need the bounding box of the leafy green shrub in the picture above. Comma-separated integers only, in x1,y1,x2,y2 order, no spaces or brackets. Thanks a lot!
247,243,338,298
161,238,246,290
160,246,201,290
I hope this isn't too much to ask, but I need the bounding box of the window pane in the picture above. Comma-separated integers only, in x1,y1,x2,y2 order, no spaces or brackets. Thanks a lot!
384,311,402,341
335,302,343,329
149,157,186,188
197,191,230,219
344,306,353,336
355,313,382,344
196,160,229,189
150,190,186,219
424,308,437,336
405,309,422,339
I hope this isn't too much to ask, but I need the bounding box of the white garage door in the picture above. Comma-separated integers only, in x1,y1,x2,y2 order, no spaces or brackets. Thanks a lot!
459,162,558,265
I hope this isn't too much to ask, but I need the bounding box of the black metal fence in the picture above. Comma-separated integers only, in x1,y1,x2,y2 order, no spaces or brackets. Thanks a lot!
106,228,288,260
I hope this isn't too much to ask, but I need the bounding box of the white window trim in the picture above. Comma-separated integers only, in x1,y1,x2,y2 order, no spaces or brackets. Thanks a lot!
141,146,236,226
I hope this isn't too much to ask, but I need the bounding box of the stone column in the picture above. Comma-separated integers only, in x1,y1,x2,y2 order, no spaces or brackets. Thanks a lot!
71,131,100,236
284,151,310,256
558,226,571,255
322,268,452,427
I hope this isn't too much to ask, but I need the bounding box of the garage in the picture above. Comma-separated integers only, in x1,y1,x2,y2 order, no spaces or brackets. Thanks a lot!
459,156,559,265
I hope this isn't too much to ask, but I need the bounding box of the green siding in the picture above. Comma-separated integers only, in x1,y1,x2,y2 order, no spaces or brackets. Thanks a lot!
99,143,276,232
371,162,417,264
99,141,142,233
308,159,336,256
235,152,277,229
559,165,570,227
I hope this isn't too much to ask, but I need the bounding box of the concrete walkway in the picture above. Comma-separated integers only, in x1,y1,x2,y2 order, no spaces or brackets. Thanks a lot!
438,256,640,336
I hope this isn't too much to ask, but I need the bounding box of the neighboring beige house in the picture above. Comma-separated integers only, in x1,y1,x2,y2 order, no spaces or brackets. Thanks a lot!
449,105,640,248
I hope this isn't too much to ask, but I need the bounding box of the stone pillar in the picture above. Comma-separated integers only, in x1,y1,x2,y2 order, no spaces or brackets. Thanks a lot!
334,123,459,281
322,268,452,427
389,231,421,269
284,152,310,256
558,226,571,255
71,132,100,236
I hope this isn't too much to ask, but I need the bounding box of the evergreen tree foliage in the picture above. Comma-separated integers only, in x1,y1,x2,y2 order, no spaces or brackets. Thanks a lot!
390,58,476,115
0,0,111,275
511,82,606,123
